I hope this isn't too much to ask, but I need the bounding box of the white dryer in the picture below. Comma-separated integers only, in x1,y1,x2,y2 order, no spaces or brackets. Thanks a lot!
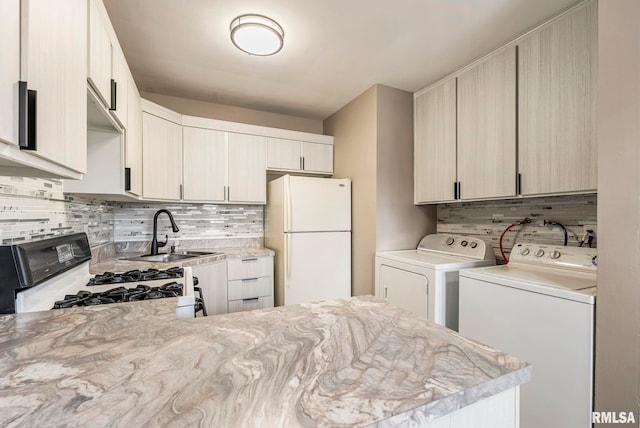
459,243,597,428
375,234,495,330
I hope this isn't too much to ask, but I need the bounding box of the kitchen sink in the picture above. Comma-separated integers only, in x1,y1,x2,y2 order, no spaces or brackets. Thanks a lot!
122,251,222,263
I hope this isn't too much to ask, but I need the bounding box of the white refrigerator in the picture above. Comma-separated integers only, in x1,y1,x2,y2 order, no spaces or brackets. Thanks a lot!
265,175,351,306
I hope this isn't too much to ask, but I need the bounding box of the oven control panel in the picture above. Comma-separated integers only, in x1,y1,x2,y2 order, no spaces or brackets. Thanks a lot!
510,243,597,271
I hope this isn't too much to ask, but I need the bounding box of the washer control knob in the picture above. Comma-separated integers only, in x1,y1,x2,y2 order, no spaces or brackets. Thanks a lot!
469,241,478,249
460,240,468,247
445,237,455,246
534,249,545,257
550,250,561,260
520,248,530,256
592,255,597,266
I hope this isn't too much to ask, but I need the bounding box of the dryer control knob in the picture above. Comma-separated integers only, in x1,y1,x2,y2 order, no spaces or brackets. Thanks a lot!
461,240,468,247
550,250,561,260
445,237,455,246
534,249,545,257
520,248,530,256
469,241,478,249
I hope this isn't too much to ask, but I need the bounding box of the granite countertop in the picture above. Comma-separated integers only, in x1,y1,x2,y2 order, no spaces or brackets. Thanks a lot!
0,296,530,427
89,246,274,273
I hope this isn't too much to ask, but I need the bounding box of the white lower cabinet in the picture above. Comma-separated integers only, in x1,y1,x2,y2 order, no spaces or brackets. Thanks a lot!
227,256,274,314
191,260,227,316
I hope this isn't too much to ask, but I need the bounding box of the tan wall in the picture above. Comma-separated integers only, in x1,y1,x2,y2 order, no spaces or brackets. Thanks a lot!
141,92,323,134
323,86,378,297
594,0,640,423
375,85,436,251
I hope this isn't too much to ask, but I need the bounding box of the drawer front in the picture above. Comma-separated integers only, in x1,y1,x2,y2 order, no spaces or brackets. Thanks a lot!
228,276,273,301
227,256,273,280
228,296,274,313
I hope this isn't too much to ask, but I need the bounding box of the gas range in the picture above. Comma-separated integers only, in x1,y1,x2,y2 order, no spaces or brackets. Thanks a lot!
0,233,204,316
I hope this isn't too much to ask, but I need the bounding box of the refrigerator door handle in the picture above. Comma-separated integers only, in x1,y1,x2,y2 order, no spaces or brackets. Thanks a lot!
285,233,291,284
284,180,292,231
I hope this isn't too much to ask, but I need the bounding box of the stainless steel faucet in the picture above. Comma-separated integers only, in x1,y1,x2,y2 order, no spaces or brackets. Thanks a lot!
150,209,180,255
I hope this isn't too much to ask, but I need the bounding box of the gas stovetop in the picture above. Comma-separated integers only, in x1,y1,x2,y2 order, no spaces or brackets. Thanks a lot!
88,267,184,286
53,282,184,309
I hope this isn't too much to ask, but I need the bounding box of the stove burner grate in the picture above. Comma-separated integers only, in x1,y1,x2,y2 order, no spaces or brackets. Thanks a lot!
52,282,184,309
88,267,184,286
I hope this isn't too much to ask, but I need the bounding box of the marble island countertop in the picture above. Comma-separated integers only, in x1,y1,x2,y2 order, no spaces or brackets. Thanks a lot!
0,296,530,427
89,245,274,273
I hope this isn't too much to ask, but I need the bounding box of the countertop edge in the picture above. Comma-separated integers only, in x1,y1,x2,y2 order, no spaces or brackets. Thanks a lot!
371,366,532,427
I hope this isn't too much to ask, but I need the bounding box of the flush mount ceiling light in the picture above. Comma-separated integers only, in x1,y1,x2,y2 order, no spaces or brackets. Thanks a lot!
230,14,284,56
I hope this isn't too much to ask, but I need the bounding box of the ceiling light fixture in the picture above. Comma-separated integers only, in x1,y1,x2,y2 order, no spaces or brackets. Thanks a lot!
230,14,284,56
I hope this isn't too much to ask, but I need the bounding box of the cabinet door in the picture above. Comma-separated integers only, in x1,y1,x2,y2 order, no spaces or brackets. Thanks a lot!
182,127,226,202
414,78,457,203
302,142,333,174
126,78,142,196
227,133,266,204
0,0,19,146
23,0,87,173
518,1,597,195
457,47,516,200
111,49,128,128
191,261,228,316
142,113,182,200
266,137,301,171
88,0,112,108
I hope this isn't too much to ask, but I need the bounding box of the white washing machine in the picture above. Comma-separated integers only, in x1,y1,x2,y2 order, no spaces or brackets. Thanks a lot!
375,234,495,330
459,243,596,428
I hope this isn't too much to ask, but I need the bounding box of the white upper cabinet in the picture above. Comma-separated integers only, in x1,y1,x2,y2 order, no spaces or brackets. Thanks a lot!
518,1,597,196
111,49,129,128
20,0,87,174
301,142,333,174
457,46,516,200
228,133,266,204
182,127,226,202
126,77,142,196
142,112,182,200
266,137,333,175
0,0,20,147
266,137,301,171
414,77,457,204
88,0,112,109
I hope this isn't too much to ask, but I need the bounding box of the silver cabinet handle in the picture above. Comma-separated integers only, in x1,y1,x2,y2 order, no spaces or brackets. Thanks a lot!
242,298,259,303
241,258,258,262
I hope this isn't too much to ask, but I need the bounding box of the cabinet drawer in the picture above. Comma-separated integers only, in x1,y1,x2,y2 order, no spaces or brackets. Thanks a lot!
228,276,273,301
228,296,274,313
227,256,273,280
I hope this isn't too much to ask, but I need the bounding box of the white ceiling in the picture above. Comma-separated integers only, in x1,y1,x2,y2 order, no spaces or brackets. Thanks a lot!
103,0,579,120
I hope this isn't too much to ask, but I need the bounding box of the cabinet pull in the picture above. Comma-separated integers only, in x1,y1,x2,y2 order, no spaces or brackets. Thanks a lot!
228,186,231,201
299,156,303,170
241,278,259,282
302,156,305,170
179,184,183,200
457,182,461,200
384,287,388,298
242,297,259,303
124,168,131,191
109,79,117,111
223,186,227,200
18,81,37,151
516,173,522,195
453,182,458,200
241,258,258,262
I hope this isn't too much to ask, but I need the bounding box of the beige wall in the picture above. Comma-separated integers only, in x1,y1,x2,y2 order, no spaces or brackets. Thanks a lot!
141,92,323,134
594,0,640,423
375,85,436,251
323,86,378,297
323,85,436,296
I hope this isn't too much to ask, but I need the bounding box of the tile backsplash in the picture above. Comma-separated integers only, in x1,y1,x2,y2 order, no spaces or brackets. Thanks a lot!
0,177,264,249
0,177,114,247
113,202,263,245
437,194,597,260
